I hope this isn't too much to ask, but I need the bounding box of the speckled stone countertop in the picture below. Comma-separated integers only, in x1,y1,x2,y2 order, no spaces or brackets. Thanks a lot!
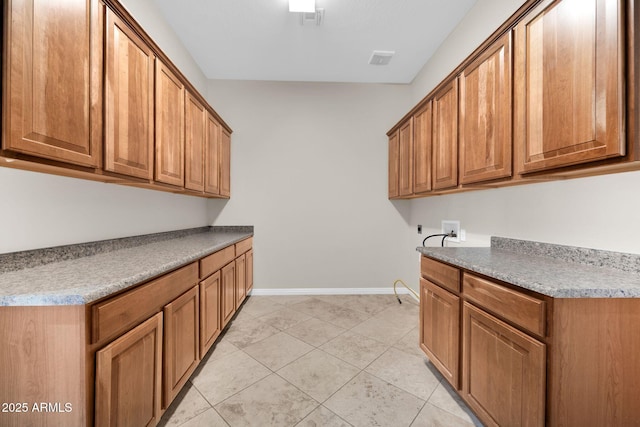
417,237,640,298
0,226,253,306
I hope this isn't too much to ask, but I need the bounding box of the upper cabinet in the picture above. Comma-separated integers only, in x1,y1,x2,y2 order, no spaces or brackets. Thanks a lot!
398,118,414,197
514,0,625,174
185,92,206,192
1,0,232,198
432,79,459,190
459,32,512,184
388,131,400,198
413,102,433,194
104,8,155,180
2,0,102,167
155,60,185,187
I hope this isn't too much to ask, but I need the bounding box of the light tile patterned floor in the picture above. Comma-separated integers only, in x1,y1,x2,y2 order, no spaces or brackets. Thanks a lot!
158,295,483,427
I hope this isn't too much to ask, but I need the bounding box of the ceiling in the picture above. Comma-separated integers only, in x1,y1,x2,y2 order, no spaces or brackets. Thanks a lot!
154,0,477,84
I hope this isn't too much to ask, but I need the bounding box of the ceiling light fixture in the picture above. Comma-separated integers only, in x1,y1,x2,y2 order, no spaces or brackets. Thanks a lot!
289,0,316,13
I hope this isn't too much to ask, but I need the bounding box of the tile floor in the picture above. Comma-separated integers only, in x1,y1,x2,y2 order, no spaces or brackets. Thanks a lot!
158,294,484,427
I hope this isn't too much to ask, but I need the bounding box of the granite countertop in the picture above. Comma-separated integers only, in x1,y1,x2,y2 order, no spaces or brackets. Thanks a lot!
417,237,640,298
0,226,253,306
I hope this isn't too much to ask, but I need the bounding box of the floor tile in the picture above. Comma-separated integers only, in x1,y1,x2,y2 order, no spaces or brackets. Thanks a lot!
257,307,312,330
243,332,314,371
159,382,210,427
264,295,316,306
428,381,482,425
411,403,477,427
206,340,241,362
365,347,440,400
320,330,389,369
295,405,352,427
324,372,425,427
277,349,360,402
324,294,397,316
392,327,424,358
350,307,417,345
238,296,285,318
290,298,371,329
178,408,229,427
285,317,346,347
219,316,280,349
215,374,318,427
191,350,271,405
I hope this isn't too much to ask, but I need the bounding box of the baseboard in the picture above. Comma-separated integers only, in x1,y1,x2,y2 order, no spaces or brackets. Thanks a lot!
249,287,418,301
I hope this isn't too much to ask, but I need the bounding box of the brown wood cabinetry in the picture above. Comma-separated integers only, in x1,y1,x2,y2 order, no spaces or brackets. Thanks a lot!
514,0,625,174
235,253,247,308
246,249,254,294
205,113,222,195
413,102,433,194
432,79,459,190
420,278,460,388
185,92,206,192
2,0,102,167
221,261,236,328
419,255,640,426
155,60,185,187
388,131,400,198
459,31,512,184
104,7,155,180
199,271,221,358
163,286,200,408
95,312,163,427
1,0,232,199
398,119,414,196
462,302,545,427
220,128,232,198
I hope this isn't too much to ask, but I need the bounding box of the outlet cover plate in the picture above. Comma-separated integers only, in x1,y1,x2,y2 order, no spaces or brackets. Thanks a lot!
441,220,461,243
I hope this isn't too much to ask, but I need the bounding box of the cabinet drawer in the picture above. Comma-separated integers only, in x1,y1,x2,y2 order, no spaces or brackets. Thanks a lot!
200,245,235,279
235,237,253,255
421,256,460,293
463,273,546,337
92,263,198,344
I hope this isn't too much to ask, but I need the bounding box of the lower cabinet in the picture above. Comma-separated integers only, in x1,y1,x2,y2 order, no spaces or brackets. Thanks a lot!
246,249,254,294
462,302,545,427
221,261,236,328
420,278,459,388
199,271,221,358
235,253,247,308
95,312,163,427
163,286,200,408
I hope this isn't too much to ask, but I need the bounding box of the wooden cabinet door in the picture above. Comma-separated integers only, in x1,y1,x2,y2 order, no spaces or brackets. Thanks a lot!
462,302,545,427
221,262,236,328
199,271,221,358
185,92,206,192
514,0,624,174
459,32,512,184
235,254,247,308
432,79,459,190
398,119,414,197
104,8,154,179
3,0,102,167
204,113,221,195
413,102,433,194
388,131,400,198
420,278,460,389
95,312,163,427
246,249,254,295
163,286,199,408
155,60,185,187
220,128,231,198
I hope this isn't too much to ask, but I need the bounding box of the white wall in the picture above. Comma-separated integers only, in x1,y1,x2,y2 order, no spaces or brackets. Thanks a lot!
408,0,640,260
207,80,416,290
0,0,211,254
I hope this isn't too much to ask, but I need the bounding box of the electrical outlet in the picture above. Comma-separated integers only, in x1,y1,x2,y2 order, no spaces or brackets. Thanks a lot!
441,220,461,243
417,224,422,234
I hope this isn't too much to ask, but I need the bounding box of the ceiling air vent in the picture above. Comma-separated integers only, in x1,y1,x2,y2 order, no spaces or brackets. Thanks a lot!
368,51,395,66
